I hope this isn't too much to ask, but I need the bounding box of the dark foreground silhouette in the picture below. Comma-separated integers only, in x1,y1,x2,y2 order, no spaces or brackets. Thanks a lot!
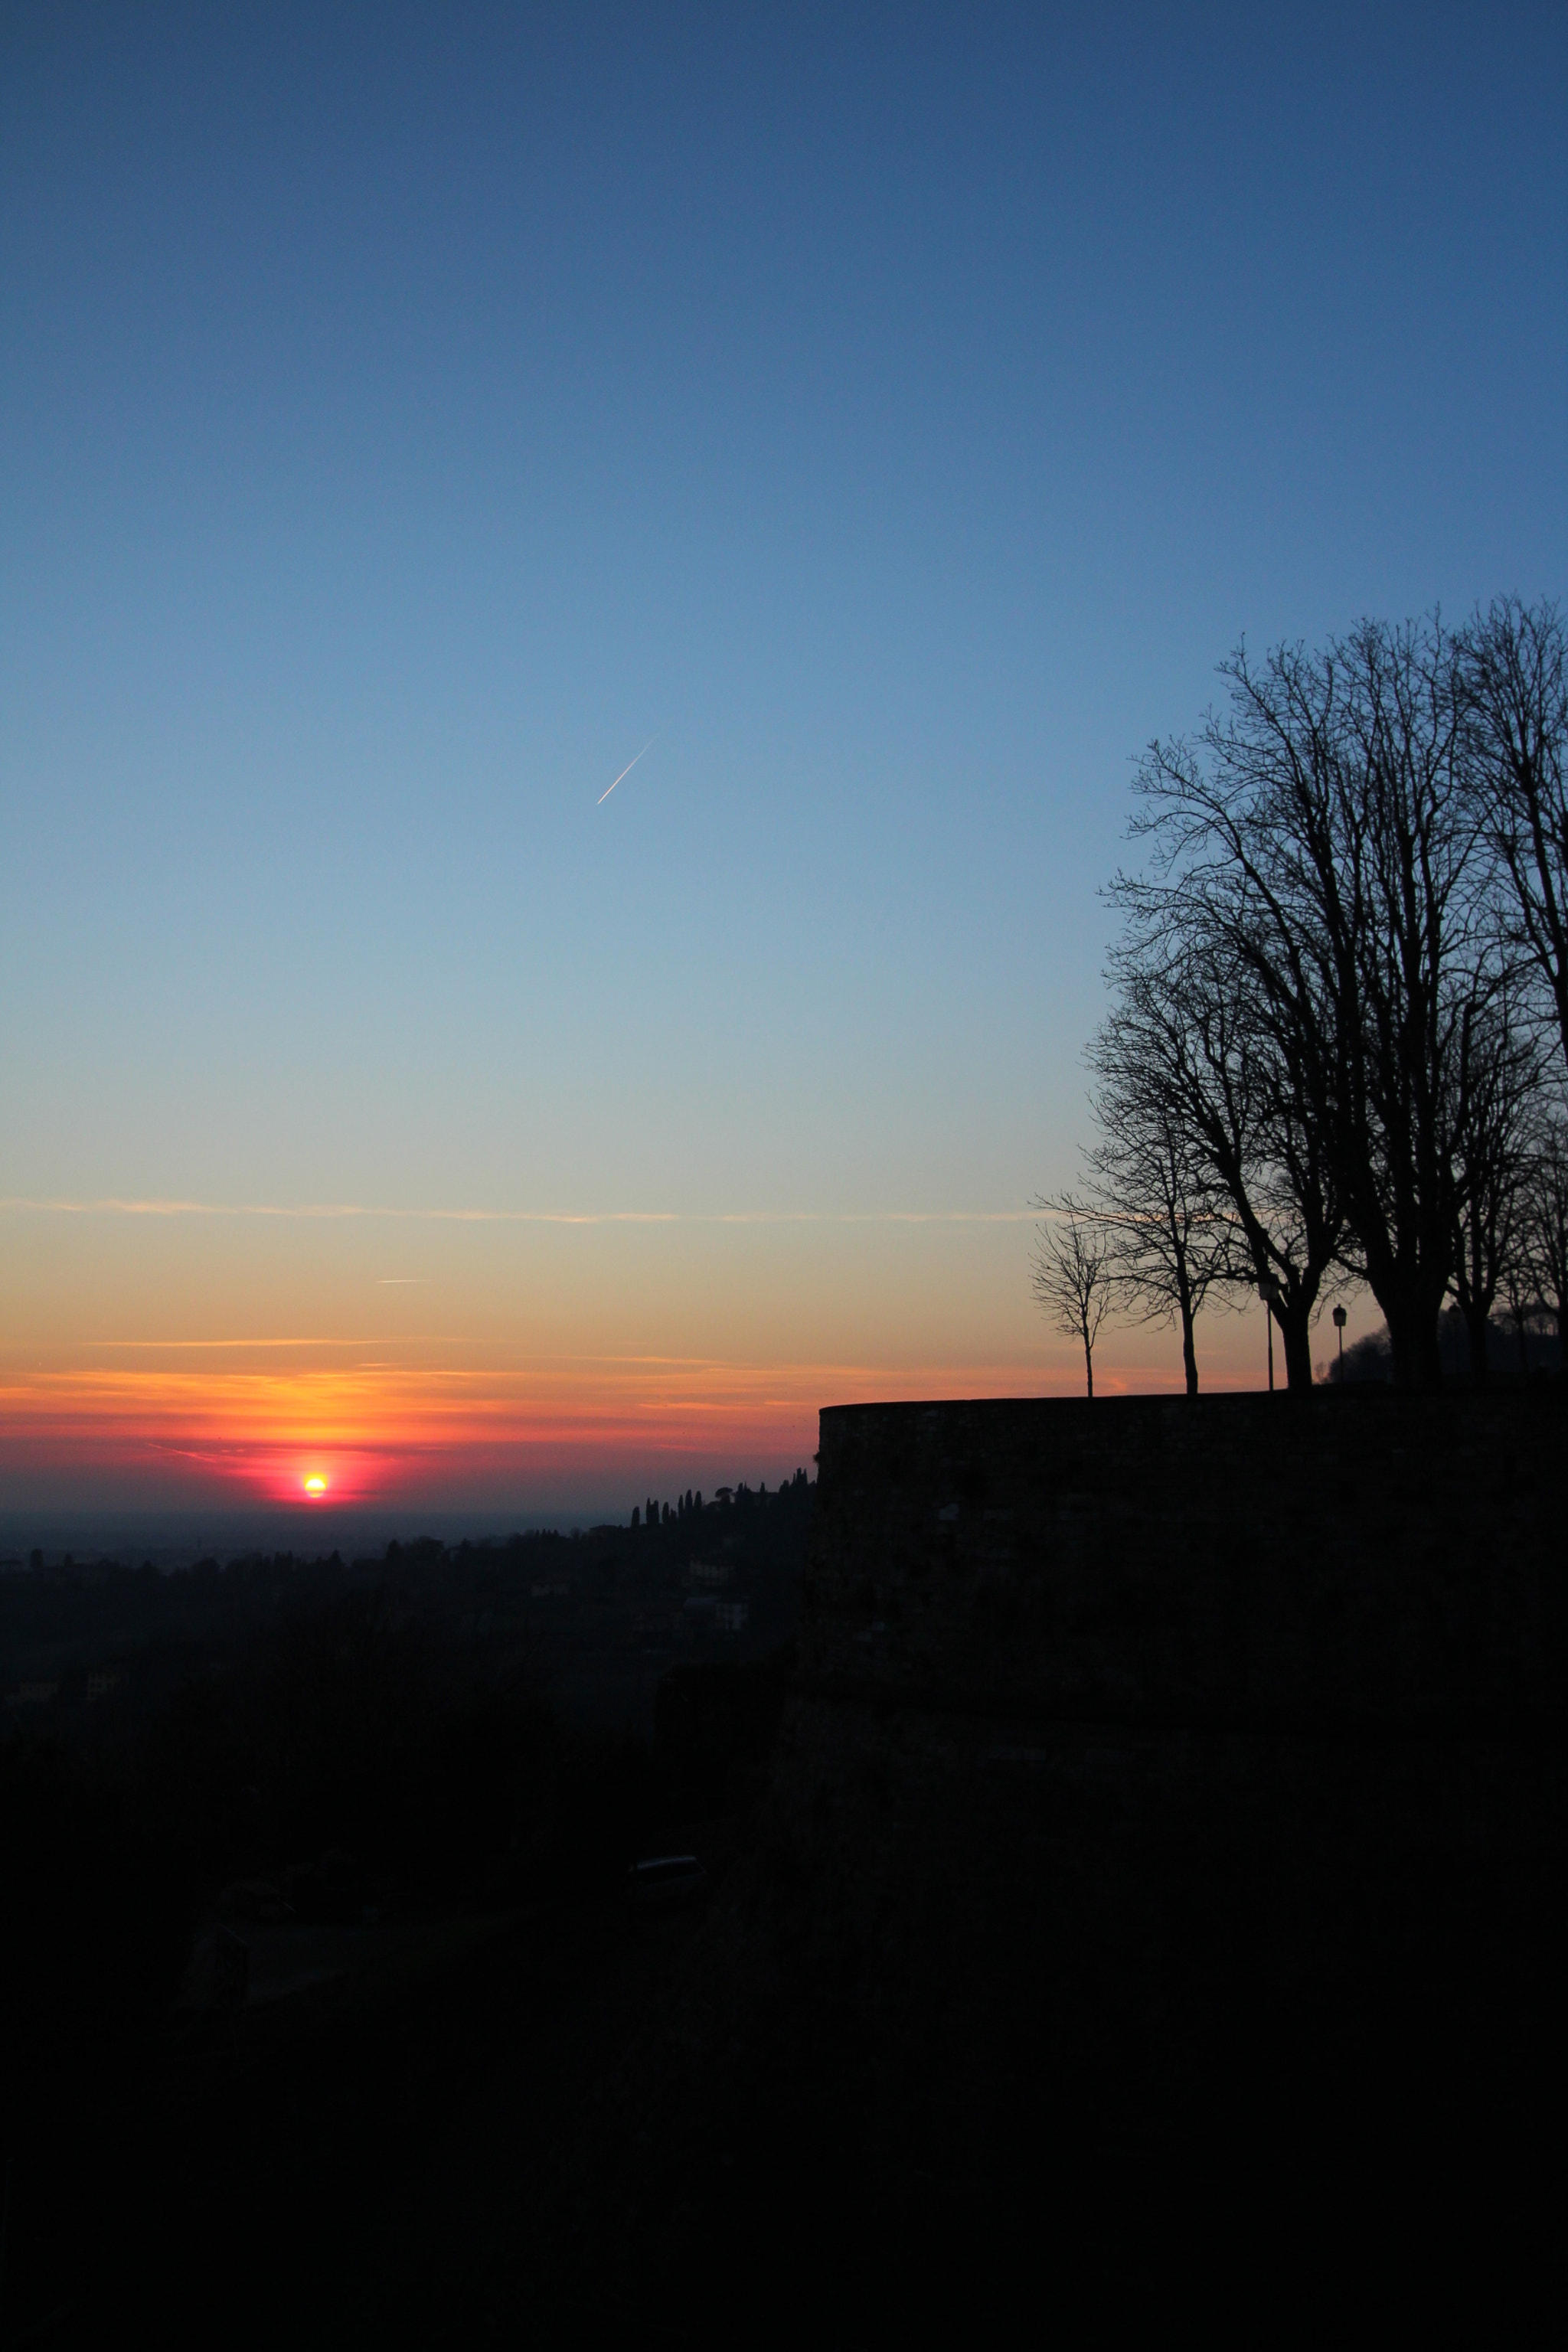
1,1399,1561,2341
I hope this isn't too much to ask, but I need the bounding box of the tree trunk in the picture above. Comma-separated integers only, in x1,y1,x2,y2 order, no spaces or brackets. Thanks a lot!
1288,1308,1316,1392
1180,1304,1198,1396
1279,1300,1314,1393
1383,1296,1445,1392
1083,1331,1094,1400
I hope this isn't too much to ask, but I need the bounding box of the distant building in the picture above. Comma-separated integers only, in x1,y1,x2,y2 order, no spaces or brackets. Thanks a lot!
714,1599,750,1634
87,1669,126,1704
7,1681,59,1707
688,1559,730,1587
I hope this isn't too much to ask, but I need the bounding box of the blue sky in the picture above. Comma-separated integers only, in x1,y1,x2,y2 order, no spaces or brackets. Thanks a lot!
2,2,1564,1504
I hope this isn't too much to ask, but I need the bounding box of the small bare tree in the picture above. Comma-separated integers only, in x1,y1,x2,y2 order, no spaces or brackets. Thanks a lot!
1085,1004,1239,1395
1033,1197,1113,1398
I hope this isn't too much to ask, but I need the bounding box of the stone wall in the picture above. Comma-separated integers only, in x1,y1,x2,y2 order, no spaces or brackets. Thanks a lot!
799,1390,1565,1730
737,1388,1566,2270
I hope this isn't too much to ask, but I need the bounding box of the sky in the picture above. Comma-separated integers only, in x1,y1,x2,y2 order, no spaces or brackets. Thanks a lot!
2,2,1564,1528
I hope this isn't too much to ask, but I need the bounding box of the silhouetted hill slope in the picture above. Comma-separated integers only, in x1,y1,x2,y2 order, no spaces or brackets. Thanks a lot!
2,1403,1560,2340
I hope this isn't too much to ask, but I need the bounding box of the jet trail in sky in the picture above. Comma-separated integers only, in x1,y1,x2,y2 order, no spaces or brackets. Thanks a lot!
597,737,655,804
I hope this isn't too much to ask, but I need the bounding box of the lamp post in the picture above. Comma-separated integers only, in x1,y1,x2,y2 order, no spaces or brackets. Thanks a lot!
1259,1271,1283,1393
1332,1303,1348,1380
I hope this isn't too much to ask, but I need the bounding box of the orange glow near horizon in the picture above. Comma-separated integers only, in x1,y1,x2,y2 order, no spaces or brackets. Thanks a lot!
0,1342,1235,1521
0,1204,1305,1517
0,1349,1125,1514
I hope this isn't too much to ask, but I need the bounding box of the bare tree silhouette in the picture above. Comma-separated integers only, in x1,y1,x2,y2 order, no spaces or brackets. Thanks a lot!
1092,921,1344,1390
1083,1004,1239,1394
1450,984,1543,1385
1517,1109,1568,1355
1033,1197,1113,1398
1465,597,1568,1077
1049,602,1568,1392
1122,618,1503,1390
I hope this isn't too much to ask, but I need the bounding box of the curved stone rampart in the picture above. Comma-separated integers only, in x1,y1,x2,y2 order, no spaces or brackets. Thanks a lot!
800,1390,1565,1730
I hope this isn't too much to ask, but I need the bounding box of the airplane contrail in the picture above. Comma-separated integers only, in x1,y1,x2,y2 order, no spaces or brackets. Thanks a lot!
597,736,656,804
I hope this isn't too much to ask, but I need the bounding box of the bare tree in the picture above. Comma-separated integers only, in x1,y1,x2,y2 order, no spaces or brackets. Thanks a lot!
1449,986,1541,1386
1126,616,1501,1390
1096,915,1344,1390
1032,1197,1113,1398
1465,598,1568,1076
1498,1249,1539,1381
1517,1111,1568,1357
1084,1000,1240,1395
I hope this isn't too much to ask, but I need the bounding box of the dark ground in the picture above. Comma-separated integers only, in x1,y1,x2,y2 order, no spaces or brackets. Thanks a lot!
0,1427,1561,2343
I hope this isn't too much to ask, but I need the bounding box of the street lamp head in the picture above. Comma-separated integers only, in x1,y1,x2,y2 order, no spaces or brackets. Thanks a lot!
1332,1305,1348,1330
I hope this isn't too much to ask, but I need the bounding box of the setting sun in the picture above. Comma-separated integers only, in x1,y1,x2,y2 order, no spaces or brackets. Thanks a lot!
303,1474,328,1496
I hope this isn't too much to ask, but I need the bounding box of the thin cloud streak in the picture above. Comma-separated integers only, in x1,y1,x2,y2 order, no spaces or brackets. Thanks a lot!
1,1197,1041,1226
83,1337,471,1351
